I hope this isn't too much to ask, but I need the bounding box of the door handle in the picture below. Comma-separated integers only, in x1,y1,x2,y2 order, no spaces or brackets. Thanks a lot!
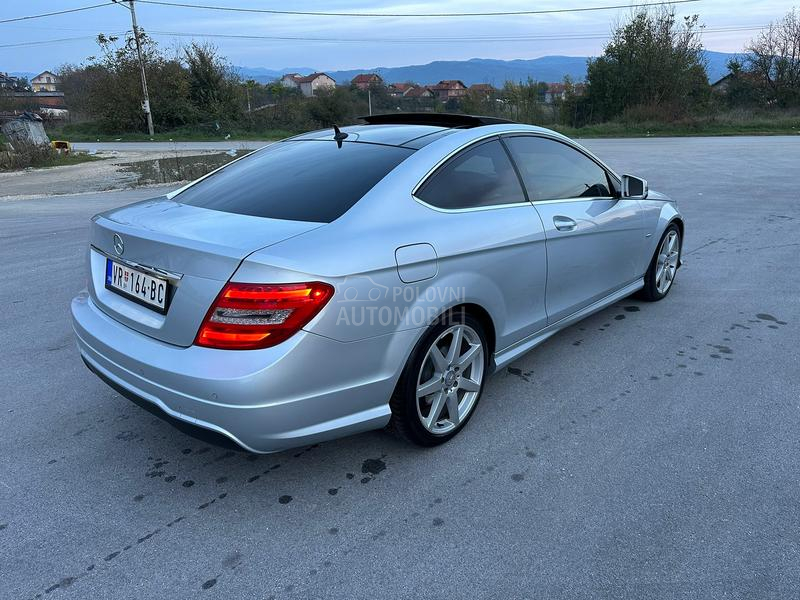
553,216,577,231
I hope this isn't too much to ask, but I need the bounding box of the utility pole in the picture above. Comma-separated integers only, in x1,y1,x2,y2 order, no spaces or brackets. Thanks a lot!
114,0,154,136
368,89,372,116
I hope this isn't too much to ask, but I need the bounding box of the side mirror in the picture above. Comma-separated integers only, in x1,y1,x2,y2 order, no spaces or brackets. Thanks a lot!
622,174,648,199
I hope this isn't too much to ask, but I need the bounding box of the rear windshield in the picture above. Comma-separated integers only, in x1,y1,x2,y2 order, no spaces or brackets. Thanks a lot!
176,140,414,222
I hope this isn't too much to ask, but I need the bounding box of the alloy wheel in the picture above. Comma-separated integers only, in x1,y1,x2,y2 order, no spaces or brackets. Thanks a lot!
655,230,680,294
415,324,485,435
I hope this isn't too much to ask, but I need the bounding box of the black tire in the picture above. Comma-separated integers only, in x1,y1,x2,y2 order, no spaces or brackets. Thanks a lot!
639,224,681,302
388,311,489,447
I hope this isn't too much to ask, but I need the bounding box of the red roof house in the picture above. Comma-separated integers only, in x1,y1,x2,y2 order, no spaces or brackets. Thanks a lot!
430,80,468,101
351,73,383,90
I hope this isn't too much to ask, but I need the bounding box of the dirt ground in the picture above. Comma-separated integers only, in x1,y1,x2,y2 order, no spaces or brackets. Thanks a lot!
0,149,243,200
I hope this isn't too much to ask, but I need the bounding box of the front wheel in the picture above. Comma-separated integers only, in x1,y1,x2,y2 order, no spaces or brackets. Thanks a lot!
389,312,489,447
639,224,681,301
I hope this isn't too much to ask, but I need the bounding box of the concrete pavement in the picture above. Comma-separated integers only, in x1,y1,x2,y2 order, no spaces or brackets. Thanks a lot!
1,136,799,599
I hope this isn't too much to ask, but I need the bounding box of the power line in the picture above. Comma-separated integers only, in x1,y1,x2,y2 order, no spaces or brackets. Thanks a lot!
0,3,111,25
0,34,120,49
2,21,769,36
135,0,702,18
0,25,766,50
0,24,117,33
145,25,767,44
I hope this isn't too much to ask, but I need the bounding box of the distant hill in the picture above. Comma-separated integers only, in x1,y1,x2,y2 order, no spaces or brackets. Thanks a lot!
703,50,742,83
237,50,738,87
328,56,591,87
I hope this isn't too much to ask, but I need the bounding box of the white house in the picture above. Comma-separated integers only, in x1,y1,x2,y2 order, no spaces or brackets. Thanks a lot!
31,71,60,92
296,72,336,97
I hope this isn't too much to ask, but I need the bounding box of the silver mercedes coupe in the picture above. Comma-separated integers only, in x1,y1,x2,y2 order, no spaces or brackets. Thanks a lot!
72,113,683,453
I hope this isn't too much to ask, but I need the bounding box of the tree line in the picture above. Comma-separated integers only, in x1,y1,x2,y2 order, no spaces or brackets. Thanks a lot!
49,6,800,135
559,6,800,127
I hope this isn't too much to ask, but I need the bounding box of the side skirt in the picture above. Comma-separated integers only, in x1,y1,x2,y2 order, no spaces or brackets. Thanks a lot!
492,278,644,372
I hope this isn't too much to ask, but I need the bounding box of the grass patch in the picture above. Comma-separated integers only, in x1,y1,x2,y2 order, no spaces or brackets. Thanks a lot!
0,146,103,171
36,152,104,168
46,122,296,143
554,111,800,138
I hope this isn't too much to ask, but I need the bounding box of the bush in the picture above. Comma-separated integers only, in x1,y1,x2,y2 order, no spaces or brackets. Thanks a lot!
0,144,99,170
305,87,366,127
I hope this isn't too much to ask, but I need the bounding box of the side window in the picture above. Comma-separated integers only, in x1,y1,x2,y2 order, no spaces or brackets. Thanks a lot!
504,136,613,201
416,139,526,210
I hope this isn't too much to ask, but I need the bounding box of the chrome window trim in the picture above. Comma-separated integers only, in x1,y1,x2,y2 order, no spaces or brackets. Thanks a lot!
501,132,623,205
91,245,184,282
410,197,534,214
410,131,532,214
529,196,623,206
410,129,625,214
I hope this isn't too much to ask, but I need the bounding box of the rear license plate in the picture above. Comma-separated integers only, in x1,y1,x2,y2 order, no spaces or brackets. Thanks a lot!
105,258,170,314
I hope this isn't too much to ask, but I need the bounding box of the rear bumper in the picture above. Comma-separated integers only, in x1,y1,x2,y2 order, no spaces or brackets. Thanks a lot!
71,293,419,453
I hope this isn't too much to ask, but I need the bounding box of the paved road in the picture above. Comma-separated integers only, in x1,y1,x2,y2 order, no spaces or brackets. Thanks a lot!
2,137,799,599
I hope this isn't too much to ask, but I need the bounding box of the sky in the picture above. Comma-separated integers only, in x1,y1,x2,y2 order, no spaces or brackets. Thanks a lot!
0,0,796,74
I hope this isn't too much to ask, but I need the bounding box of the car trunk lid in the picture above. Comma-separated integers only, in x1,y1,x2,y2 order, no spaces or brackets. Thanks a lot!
88,196,323,347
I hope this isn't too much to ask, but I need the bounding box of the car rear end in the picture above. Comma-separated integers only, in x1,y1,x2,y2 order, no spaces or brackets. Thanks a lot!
72,135,421,452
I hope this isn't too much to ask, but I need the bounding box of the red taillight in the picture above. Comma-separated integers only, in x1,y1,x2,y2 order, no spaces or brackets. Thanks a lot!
195,281,334,350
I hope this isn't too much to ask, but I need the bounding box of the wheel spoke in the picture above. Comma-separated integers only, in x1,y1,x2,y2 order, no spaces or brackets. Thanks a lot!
667,233,676,253
446,392,460,425
656,265,666,286
429,344,448,372
446,326,463,364
417,376,441,399
459,377,480,392
456,343,481,369
425,392,446,428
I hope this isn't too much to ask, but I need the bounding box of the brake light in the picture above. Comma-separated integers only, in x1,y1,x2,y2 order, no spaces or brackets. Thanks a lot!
195,281,334,350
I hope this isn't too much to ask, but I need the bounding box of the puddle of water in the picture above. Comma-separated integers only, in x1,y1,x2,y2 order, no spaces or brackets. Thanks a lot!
118,151,252,186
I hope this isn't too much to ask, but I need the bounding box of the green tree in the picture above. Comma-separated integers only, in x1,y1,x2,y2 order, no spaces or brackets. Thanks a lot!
500,78,546,124
60,32,193,132
585,6,709,122
305,87,363,127
460,87,498,116
183,42,240,119
557,76,593,127
717,59,759,108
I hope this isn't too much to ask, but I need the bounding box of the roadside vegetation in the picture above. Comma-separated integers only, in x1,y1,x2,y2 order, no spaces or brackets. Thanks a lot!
556,109,800,138
17,6,800,140
0,142,101,170
45,122,295,143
